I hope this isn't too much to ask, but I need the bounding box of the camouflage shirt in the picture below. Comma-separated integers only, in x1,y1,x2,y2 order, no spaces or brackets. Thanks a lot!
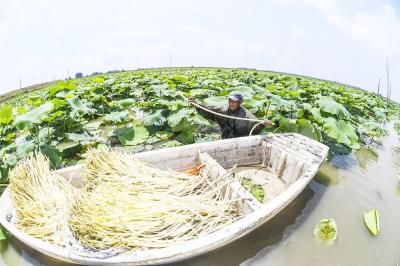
195,104,263,139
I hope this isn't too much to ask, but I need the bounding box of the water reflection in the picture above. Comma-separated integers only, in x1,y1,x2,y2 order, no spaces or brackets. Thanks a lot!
329,154,358,170
396,182,400,197
172,185,317,266
354,147,379,172
314,163,343,186
0,239,7,254
391,146,400,170
7,237,72,266
0,238,24,266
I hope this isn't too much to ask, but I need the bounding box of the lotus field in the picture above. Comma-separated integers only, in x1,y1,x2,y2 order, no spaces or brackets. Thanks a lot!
1,68,399,193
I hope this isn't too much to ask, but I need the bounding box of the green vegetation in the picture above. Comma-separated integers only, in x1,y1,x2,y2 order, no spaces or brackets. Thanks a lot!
1,68,399,193
364,209,380,236
0,225,7,241
0,81,56,106
241,178,264,202
314,219,337,241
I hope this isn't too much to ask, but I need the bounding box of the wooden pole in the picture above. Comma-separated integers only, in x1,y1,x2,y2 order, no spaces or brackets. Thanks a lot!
386,57,390,105
377,77,380,95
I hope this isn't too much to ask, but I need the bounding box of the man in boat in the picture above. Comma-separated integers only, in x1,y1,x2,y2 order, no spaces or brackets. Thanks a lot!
189,92,272,139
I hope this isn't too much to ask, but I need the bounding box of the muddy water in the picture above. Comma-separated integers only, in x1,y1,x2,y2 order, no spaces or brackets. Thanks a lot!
1,126,400,266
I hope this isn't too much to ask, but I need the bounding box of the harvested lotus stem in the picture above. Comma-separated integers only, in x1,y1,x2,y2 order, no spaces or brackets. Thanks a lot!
69,148,243,250
9,153,76,247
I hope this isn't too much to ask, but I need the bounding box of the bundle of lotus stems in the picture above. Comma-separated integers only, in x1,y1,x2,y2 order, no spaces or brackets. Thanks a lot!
9,149,242,251
9,153,75,246
69,149,242,250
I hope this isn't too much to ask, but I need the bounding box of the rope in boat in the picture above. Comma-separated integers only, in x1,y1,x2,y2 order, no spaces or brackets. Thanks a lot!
178,92,264,123
178,92,278,136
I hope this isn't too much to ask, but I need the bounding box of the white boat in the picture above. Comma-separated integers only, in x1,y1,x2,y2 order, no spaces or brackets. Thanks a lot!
0,133,328,265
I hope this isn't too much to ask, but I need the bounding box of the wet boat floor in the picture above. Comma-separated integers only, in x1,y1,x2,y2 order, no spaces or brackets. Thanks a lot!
230,165,287,204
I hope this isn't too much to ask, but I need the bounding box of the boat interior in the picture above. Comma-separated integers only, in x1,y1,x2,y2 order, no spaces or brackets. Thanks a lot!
56,134,323,215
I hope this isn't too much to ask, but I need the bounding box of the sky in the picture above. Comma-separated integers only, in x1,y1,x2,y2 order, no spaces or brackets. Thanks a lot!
0,0,399,101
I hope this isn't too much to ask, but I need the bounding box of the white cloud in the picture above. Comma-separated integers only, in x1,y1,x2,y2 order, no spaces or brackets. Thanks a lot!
178,26,208,33
271,0,338,12
0,0,399,101
290,28,305,37
100,29,162,39
327,4,400,56
272,0,400,57
204,39,277,64
0,0,48,30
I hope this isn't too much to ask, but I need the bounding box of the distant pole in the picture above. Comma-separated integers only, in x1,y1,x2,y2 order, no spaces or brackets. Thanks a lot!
169,47,173,74
386,57,390,104
53,73,56,81
377,77,380,95
68,65,70,79
169,55,172,73
19,77,22,89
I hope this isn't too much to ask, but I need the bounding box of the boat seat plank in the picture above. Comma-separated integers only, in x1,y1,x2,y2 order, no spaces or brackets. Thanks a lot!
199,152,262,213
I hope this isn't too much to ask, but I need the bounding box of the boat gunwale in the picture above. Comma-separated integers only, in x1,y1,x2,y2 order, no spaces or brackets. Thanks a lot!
0,133,329,265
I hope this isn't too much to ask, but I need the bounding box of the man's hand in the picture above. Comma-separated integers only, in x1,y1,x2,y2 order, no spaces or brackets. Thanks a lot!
188,97,196,105
262,119,272,126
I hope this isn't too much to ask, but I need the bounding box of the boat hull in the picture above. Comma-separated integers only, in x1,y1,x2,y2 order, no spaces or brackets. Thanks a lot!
0,133,328,265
